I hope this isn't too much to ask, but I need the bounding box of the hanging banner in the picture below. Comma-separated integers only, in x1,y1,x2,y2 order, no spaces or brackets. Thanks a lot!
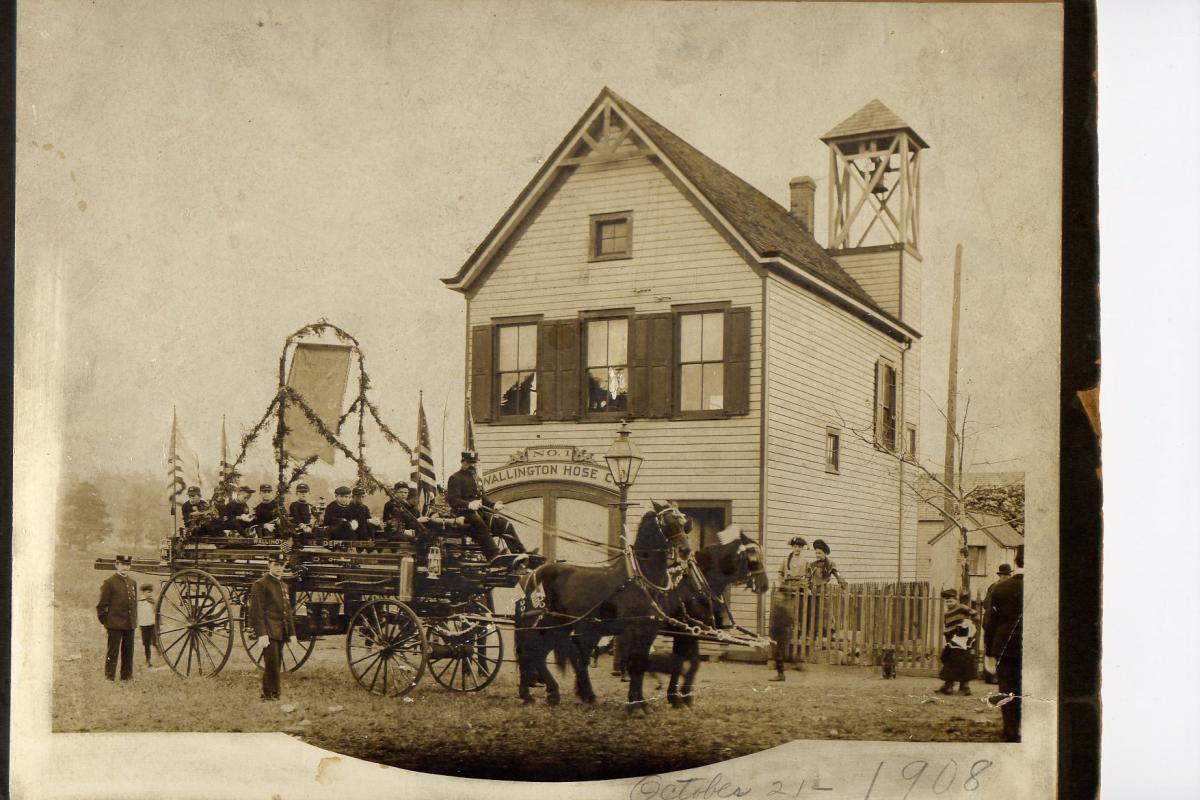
283,343,354,464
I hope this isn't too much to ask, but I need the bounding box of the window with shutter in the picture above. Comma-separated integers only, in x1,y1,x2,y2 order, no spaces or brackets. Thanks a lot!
629,312,674,419
470,325,493,423
874,359,898,451
584,317,629,416
496,323,538,417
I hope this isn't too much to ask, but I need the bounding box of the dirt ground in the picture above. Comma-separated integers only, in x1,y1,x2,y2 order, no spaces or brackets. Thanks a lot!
54,552,1005,781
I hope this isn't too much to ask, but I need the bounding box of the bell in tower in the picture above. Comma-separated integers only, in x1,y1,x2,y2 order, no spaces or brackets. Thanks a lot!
822,100,928,254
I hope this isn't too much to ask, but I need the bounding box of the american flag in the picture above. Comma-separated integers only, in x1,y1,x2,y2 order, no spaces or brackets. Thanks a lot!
411,394,438,514
168,408,202,515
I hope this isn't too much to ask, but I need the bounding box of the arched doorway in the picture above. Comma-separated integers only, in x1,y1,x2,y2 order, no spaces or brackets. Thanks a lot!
490,482,620,564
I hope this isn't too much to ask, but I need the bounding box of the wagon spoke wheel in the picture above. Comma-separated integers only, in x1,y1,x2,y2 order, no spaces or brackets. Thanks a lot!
155,569,234,677
345,599,426,697
427,601,504,692
238,594,317,673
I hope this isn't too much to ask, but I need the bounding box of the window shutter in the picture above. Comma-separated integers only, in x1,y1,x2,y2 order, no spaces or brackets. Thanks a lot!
537,321,559,421
556,319,581,420
629,315,652,417
648,313,674,418
873,359,884,445
471,325,494,423
724,306,751,415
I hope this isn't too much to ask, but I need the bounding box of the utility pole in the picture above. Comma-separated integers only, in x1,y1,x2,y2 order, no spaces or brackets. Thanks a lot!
943,244,966,592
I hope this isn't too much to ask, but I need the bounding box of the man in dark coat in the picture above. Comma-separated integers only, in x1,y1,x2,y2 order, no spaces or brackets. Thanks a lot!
446,451,527,559
981,563,1013,683
985,547,1024,742
96,554,139,681
248,553,296,700
322,486,374,539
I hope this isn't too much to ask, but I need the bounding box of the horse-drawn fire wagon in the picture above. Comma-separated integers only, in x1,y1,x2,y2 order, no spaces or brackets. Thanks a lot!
94,321,529,697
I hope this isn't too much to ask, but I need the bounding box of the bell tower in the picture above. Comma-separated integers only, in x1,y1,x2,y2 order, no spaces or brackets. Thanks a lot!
820,100,928,324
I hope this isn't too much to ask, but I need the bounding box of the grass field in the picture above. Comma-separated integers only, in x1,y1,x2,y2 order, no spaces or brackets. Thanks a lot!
55,550,1005,781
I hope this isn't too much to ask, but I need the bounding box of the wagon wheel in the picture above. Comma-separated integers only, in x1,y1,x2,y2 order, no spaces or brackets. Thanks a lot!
237,594,318,673
427,601,504,692
155,569,235,677
345,599,427,696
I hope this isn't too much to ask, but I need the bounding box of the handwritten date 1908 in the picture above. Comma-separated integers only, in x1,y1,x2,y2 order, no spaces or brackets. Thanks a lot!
629,759,992,800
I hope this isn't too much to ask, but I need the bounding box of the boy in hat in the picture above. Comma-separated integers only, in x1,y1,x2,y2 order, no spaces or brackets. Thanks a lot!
254,483,280,531
288,483,314,531
137,583,157,667
181,486,207,526
96,555,139,681
383,480,423,537
322,486,361,539
247,553,296,701
222,485,255,535
937,588,979,695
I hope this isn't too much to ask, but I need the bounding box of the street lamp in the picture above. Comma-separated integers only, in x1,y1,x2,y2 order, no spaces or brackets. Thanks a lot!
604,421,643,543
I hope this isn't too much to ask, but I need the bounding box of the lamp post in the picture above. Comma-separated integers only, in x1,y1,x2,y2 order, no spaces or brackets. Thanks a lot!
604,421,643,544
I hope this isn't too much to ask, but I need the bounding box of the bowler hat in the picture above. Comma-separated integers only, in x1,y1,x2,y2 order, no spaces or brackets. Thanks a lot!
115,554,133,565
788,536,808,548
296,483,310,493
996,564,1013,576
461,450,478,463
334,486,352,496
812,539,830,554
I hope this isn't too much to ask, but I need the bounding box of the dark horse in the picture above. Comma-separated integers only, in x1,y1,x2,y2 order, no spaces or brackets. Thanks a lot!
658,532,770,707
515,500,691,713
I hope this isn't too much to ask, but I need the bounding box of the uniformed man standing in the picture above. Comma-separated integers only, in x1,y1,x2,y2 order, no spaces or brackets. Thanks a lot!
247,553,296,701
446,451,529,559
96,554,139,681
254,483,280,532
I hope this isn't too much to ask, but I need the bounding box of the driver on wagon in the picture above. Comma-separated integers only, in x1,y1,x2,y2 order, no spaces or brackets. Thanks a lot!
446,451,532,562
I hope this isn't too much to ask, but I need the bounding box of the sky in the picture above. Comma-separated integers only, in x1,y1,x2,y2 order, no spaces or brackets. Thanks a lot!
16,0,1063,499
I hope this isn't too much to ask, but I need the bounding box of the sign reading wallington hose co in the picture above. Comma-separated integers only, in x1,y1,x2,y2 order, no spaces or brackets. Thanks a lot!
480,446,617,493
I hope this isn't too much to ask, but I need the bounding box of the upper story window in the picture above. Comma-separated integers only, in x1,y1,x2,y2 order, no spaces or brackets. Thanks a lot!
585,318,629,414
590,211,632,261
679,311,725,412
497,323,537,417
825,428,841,474
874,360,897,451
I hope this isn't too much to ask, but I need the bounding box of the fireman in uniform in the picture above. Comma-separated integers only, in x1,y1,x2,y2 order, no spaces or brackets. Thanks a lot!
446,451,530,561
96,554,139,681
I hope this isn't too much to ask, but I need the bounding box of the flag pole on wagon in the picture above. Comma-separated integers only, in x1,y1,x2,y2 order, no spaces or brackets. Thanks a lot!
412,391,438,515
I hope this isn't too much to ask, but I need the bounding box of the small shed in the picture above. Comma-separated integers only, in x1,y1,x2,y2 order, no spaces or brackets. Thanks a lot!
926,510,1023,595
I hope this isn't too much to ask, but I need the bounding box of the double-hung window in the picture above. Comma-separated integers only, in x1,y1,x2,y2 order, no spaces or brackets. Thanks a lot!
496,323,538,417
585,318,629,414
678,311,725,412
874,360,897,451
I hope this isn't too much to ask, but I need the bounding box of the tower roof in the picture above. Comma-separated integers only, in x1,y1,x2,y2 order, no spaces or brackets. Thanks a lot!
821,99,928,149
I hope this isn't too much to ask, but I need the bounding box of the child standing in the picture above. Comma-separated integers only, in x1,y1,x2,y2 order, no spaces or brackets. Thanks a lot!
137,584,157,667
937,588,979,695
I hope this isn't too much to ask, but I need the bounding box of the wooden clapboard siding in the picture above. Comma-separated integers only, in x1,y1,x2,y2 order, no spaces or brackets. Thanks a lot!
467,154,765,627
763,271,916,583
469,157,762,319
831,248,901,317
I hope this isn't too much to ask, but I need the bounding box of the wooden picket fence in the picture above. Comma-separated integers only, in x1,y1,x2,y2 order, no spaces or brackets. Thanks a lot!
773,582,986,672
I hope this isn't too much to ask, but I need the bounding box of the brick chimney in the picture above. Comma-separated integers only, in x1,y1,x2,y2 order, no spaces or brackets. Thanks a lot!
789,176,817,236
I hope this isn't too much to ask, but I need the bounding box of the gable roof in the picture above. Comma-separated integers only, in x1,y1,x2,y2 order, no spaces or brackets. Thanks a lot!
927,510,1024,548
822,99,930,149
442,88,918,342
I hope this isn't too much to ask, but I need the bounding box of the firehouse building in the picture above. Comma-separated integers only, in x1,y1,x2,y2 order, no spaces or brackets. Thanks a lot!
443,89,925,631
